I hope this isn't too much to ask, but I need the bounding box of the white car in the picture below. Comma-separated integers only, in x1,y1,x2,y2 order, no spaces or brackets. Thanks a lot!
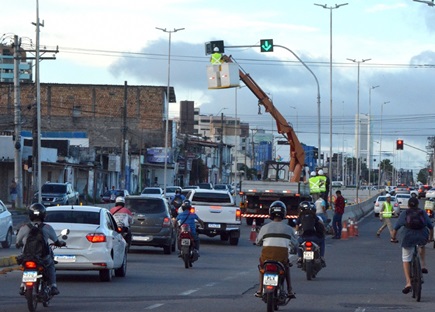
426,188,435,199
140,187,165,199
0,200,13,248
395,193,411,210
45,206,127,282
373,195,400,217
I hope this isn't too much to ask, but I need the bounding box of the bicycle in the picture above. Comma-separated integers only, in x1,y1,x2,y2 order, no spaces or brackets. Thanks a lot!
410,245,423,302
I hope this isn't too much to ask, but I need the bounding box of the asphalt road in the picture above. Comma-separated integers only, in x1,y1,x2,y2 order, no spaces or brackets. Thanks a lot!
2,209,435,312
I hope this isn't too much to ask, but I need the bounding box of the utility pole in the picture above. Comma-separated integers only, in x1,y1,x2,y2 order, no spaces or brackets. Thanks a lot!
121,81,128,190
219,112,224,183
13,35,23,209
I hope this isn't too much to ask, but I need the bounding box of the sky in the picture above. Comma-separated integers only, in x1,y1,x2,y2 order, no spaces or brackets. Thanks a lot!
2,0,435,179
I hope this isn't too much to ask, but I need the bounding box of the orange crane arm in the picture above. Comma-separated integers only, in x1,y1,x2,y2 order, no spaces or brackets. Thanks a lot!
222,55,305,182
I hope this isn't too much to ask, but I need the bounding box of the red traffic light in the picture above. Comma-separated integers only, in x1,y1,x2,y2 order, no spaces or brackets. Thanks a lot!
396,139,404,150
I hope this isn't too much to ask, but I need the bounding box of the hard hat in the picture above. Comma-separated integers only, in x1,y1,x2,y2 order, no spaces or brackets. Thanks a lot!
385,193,391,198
318,169,324,175
310,171,316,177
213,47,219,52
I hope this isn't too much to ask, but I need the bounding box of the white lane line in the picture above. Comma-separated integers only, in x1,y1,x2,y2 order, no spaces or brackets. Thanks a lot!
205,282,217,287
145,304,165,310
179,289,199,296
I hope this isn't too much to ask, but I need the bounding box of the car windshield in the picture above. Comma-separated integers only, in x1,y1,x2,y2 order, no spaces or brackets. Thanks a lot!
142,189,161,194
191,192,231,203
41,184,67,193
166,187,179,193
45,210,100,225
214,185,227,190
126,198,166,214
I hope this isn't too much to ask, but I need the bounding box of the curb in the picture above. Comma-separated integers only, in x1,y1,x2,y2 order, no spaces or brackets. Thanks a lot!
0,255,20,274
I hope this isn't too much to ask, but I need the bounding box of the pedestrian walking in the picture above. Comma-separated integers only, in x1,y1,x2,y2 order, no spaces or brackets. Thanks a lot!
9,179,17,209
377,193,394,238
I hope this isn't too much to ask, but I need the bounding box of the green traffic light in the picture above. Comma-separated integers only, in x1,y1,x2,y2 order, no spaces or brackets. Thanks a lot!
260,39,273,52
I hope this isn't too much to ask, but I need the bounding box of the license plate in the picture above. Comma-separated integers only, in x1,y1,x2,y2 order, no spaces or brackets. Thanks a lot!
54,255,76,263
208,223,221,229
133,236,152,242
181,238,191,246
263,273,278,286
22,271,38,283
304,251,314,260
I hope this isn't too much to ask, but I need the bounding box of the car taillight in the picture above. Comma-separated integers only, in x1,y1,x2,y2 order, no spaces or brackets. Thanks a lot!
162,217,171,227
24,261,37,269
86,233,106,243
236,209,241,221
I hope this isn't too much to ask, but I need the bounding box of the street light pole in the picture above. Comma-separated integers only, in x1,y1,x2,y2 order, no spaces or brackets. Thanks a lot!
368,85,379,195
378,101,390,188
156,27,184,196
347,58,370,204
314,2,347,207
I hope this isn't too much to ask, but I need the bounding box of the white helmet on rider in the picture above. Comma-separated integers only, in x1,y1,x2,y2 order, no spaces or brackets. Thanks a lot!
115,196,125,206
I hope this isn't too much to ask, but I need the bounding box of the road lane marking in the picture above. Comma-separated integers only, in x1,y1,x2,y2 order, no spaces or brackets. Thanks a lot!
145,304,164,309
205,282,217,287
179,289,199,296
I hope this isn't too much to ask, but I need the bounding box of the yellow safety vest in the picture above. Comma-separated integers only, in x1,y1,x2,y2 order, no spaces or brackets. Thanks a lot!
309,176,320,194
382,202,393,218
210,53,222,65
318,176,327,193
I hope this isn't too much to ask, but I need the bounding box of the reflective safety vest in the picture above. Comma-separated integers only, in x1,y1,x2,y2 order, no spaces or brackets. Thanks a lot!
382,202,393,218
210,52,223,64
317,175,327,193
309,176,320,194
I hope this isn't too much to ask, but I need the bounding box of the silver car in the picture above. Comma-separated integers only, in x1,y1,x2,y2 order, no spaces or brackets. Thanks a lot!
0,200,13,248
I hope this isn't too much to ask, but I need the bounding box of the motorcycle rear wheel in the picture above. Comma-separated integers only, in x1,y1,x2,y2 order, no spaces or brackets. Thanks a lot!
305,261,313,280
266,292,275,312
183,254,190,269
25,286,38,312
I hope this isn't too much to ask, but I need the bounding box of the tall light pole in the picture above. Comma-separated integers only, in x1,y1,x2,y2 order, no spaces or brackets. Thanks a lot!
368,85,379,195
289,106,298,132
347,58,371,204
314,2,347,206
378,101,390,188
156,27,184,196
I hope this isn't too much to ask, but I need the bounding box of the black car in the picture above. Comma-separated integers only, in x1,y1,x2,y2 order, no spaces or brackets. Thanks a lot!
126,196,176,254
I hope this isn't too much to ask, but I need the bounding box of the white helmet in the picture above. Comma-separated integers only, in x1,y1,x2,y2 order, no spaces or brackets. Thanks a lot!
213,47,219,52
115,196,125,205
318,169,324,175
310,171,316,177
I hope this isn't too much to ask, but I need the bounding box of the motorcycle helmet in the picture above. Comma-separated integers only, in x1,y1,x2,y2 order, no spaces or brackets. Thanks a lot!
115,196,125,206
298,201,311,211
28,203,47,222
180,223,191,233
408,197,419,208
181,200,192,211
269,201,287,220
411,192,417,198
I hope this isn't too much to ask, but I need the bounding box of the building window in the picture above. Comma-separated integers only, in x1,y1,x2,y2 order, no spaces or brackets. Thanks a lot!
73,106,81,117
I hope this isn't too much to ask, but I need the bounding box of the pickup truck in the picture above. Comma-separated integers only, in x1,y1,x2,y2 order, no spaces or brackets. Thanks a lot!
33,182,79,206
185,189,241,245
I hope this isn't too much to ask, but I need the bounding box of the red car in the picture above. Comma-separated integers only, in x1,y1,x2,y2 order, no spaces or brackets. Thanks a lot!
418,185,431,199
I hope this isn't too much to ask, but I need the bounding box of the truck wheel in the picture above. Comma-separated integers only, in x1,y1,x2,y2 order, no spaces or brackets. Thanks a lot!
256,218,264,226
246,218,253,226
229,237,239,246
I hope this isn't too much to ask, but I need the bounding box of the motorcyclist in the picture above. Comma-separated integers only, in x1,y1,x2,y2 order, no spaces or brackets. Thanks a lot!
110,196,132,246
296,201,326,268
255,201,298,299
175,200,204,254
170,189,185,217
16,203,66,296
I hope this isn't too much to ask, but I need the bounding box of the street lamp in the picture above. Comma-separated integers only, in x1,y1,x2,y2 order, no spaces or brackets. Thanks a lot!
347,58,371,203
378,101,390,188
314,2,347,205
156,26,185,196
368,85,379,195
289,106,298,132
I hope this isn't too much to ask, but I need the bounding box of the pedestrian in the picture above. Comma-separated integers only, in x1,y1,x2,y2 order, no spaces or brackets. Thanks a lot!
376,193,394,238
332,190,345,239
308,171,320,201
315,195,327,224
9,179,17,209
391,197,433,294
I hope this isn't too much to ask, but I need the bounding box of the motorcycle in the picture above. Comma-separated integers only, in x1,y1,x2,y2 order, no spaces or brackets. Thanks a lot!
19,229,69,312
178,223,198,269
259,260,291,312
299,240,323,280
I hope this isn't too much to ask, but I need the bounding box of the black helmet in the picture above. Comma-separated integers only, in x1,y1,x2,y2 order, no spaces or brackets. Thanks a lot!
408,197,419,208
181,200,192,211
298,201,311,211
411,192,417,198
269,201,286,220
28,203,47,222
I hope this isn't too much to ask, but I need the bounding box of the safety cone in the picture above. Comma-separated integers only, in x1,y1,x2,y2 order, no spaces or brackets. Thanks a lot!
354,220,359,236
250,219,257,243
341,220,348,240
348,218,355,237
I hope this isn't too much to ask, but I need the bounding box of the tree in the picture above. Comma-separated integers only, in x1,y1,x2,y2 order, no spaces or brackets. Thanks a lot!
417,168,429,184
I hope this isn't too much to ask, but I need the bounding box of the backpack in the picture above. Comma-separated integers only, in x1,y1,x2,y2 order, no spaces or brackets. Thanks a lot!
405,209,426,230
300,211,316,234
22,223,50,260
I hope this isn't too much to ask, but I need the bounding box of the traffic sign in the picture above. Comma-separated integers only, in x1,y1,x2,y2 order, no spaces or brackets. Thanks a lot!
260,39,273,52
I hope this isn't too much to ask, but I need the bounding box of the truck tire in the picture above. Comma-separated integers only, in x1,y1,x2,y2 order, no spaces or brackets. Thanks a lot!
246,218,253,226
229,237,239,245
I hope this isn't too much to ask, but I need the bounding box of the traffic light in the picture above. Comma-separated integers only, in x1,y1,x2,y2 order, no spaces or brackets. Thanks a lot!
205,40,224,55
396,139,404,150
429,169,433,176
260,39,274,52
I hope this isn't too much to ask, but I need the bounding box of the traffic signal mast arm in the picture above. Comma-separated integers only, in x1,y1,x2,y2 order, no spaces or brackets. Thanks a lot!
222,55,305,182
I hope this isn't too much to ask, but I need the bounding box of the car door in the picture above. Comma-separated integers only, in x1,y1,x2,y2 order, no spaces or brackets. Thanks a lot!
0,202,7,241
104,211,125,268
